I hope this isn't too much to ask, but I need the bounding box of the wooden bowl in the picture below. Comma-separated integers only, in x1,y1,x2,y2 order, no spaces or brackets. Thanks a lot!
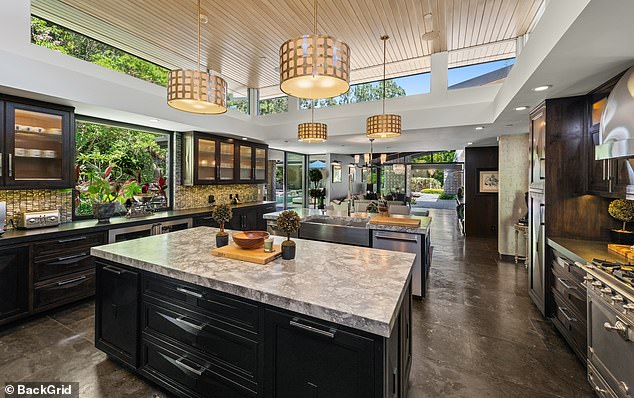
232,231,270,249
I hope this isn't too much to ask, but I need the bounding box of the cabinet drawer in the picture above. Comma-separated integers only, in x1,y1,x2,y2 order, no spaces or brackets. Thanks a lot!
552,290,586,358
33,232,105,259
141,334,257,398
34,251,94,282
143,275,259,334
34,270,95,310
143,299,259,382
551,252,586,286
261,204,276,214
551,271,587,320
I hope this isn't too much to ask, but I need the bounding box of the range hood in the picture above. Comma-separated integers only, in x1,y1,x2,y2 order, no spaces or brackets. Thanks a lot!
596,66,634,160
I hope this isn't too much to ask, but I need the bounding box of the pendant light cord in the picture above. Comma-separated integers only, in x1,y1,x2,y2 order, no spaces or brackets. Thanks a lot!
381,35,388,115
313,0,317,35
197,0,201,73
311,99,315,123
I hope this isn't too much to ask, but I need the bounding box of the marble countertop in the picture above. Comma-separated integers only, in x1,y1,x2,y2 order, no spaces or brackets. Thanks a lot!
547,237,629,264
263,208,431,234
91,227,415,337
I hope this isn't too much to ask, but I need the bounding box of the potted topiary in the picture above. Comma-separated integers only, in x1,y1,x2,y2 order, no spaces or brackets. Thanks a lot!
276,210,301,260
608,199,634,244
211,203,233,247
308,168,325,209
76,165,123,223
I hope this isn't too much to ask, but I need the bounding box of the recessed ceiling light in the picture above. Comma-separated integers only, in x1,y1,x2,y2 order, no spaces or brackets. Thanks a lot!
242,137,248,140
475,126,484,130
149,118,160,122
533,85,551,92
514,106,528,111
467,142,473,145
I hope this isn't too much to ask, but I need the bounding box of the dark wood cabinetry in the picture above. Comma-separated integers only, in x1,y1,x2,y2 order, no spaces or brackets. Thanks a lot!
193,203,276,231
182,132,268,186
1,98,74,189
0,245,29,323
530,106,546,190
95,263,411,398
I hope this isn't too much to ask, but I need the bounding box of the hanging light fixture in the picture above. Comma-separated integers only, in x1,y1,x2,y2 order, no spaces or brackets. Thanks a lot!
279,0,350,99
354,154,360,164
392,152,405,175
167,0,227,114
298,99,327,142
380,153,387,164
366,35,402,138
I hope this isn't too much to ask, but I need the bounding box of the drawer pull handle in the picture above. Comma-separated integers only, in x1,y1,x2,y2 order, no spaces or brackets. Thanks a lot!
374,234,418,243
290,319,335,339
558,307,577,323
56,275,87,286
56,253,88,262
557,278,577,291
176,287,203,298
176,316,207,331
103,265,124,275
56,236,87,244
620,381,630,395
174,357,206,376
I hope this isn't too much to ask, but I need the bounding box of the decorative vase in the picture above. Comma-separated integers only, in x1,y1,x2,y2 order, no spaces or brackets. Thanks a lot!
281,242,296,260
609,229,634,245
92,202,117,224
216,233,229,247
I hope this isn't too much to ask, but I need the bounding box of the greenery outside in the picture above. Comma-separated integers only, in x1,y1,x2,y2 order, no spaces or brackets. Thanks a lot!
299,80,406,109
31,16,169,86
411,150,457,164
259,96,289,115
227,92,249,114
75,121,169,216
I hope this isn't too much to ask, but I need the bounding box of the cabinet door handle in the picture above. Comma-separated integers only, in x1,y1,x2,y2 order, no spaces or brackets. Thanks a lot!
103,265,124,275
290,319,335,339
558,307,577,323
0,153,2,177
176,316,207,331
56,236,87,244
56,253,89,262
557,278,577,291
174,357,206,376
56,275,87,286
8,153,12,177
374,234,418,243
176,287,203,298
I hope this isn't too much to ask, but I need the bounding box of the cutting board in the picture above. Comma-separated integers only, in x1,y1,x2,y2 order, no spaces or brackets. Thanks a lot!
608,244,634,260
369,215,421,228
212,244,282,265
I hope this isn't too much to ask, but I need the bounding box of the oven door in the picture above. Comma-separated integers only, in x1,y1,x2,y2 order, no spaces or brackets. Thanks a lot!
588,288,634,398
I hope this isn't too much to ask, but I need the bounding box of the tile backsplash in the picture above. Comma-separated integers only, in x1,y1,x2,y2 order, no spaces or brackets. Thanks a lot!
0,189,73,229
174,184,263,209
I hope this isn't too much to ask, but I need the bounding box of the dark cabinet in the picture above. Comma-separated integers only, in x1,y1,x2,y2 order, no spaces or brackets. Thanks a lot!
400,285,412,398
182,132,267,185
0,99,74,189
529,105,545,190
528,190,545,315
96,261,139,367
0,246,28,323
264,309,375,398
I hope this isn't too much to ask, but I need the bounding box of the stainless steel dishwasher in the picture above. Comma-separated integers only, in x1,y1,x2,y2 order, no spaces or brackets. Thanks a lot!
372,230,424,297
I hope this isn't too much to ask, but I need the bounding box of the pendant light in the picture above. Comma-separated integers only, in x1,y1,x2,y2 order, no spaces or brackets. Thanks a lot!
298,99,327,142
366,35,402,138
167,0,227,114
279,0,351,99
380,153,387,164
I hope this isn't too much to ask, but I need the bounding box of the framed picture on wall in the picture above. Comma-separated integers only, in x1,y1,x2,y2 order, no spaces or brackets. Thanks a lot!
478,169,499,193
332,164,342,183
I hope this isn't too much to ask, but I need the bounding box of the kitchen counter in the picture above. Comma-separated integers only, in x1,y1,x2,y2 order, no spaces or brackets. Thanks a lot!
548,237,630,264
0,201,276,246
91,226,415,337
264,208,432,235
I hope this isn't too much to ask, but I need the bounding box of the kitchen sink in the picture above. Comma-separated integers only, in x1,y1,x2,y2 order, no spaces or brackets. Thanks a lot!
300,216,370,247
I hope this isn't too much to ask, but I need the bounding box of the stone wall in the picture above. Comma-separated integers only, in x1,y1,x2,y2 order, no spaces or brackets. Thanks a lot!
0,189,73,229
174,184,262,209
498,134,529,256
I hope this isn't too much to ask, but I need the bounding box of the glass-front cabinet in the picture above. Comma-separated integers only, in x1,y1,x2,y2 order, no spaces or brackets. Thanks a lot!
219,141,235,181
1,100,73,188
196,137,216,181
254,146,267,182
238,144,253,181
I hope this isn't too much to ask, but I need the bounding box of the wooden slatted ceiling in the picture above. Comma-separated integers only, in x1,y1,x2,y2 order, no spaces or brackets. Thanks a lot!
31,0,543,93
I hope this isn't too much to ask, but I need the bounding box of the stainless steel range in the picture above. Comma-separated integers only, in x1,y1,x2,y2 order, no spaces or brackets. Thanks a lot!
584,259,634,397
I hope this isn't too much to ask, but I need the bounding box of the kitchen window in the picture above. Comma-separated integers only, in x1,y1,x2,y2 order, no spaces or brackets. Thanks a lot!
73,119,172,218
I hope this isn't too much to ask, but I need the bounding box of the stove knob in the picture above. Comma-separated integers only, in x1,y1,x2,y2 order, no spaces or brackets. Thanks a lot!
623,304,634,313
611,294,624,303
584,275,594,281
601,287,613,295
592,281,603,287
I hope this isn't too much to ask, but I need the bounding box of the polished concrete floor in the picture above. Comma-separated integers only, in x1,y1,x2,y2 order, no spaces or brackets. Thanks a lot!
0,209,592,397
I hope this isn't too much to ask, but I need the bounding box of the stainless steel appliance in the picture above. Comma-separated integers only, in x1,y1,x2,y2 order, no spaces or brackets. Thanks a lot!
0,201,5,235
528,189,546,314
16,209,60,229
108,218,192,243
299,217,371,247
585,261,634,397
372,230,424,297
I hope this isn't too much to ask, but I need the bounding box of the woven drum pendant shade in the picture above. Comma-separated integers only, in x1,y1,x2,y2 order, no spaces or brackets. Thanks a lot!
366,35,401,138
298,122,328,143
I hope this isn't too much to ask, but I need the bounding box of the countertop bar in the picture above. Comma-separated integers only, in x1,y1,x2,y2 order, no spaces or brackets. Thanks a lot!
547,237,630,264
91,227,415,337
264,208,432,234
0,201,276,246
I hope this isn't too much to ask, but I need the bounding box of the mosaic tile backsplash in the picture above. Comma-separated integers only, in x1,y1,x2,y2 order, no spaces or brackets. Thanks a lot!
0,189,73,229
174,184,263,209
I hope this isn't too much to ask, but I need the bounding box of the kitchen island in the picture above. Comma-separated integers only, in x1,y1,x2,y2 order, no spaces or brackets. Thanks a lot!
91,227,415,398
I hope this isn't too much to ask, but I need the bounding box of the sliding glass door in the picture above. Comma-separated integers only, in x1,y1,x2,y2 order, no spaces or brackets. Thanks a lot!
286,152,305,210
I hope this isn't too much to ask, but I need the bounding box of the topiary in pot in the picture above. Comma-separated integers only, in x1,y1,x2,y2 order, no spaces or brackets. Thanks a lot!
608,199,634,244
276,210,301,260
211,203,233,247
